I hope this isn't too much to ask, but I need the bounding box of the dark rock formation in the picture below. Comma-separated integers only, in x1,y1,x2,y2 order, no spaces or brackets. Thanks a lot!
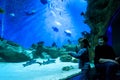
85,0,120,43
84,0,120,61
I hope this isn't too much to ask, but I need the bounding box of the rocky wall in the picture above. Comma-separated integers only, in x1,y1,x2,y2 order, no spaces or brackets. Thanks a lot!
84,0,120,61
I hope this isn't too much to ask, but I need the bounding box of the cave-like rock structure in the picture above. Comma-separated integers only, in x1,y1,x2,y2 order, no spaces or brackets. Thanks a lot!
84,0,120,60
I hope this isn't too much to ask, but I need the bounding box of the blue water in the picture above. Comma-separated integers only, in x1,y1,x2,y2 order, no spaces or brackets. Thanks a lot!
0,0,90,48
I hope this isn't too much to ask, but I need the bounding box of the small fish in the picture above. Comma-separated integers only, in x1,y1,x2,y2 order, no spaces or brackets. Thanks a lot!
80,12,84,16
40,0,48,5
25,10,36,15
23,59,42,67
52,26,59,32
23,59,56,67
64,30,72,37
23,59,36,67
52,42,57,47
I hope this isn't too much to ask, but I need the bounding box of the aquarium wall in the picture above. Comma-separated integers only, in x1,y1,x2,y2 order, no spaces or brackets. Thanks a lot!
0,0,90,48
111,8,120,56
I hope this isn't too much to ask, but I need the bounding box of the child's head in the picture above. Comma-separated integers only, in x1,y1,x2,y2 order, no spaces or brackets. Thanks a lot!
78,38,90,48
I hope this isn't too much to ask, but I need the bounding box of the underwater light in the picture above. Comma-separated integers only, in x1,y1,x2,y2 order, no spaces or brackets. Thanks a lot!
55,21,62,26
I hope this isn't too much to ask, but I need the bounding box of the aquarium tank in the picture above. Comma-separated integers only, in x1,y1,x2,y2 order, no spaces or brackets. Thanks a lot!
0,0,91,79
1,0,120,80
0,0,90,48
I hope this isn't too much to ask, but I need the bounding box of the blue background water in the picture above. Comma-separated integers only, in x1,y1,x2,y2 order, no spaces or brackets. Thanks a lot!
0,0,90,48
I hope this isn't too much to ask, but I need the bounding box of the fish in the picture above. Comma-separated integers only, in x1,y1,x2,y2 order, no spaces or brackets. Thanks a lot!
55,21,62,26
42,59,55,65
25,10,36,16
23,59,42,67
40,0,48,5
80,12,84,16
64,30,72,37
52,26,59,32
23,59,55,67
52,42,57,47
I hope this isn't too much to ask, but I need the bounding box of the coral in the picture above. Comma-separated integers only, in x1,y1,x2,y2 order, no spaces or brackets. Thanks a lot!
62,66,74,71
0,39,32,62
72,58,79,63
60,55,72,62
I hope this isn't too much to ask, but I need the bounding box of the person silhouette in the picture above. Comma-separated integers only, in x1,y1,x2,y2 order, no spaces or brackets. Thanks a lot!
94,35,119,80
69,38,90,80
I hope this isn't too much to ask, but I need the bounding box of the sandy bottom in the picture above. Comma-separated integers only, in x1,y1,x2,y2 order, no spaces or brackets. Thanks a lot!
0,58,81,80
